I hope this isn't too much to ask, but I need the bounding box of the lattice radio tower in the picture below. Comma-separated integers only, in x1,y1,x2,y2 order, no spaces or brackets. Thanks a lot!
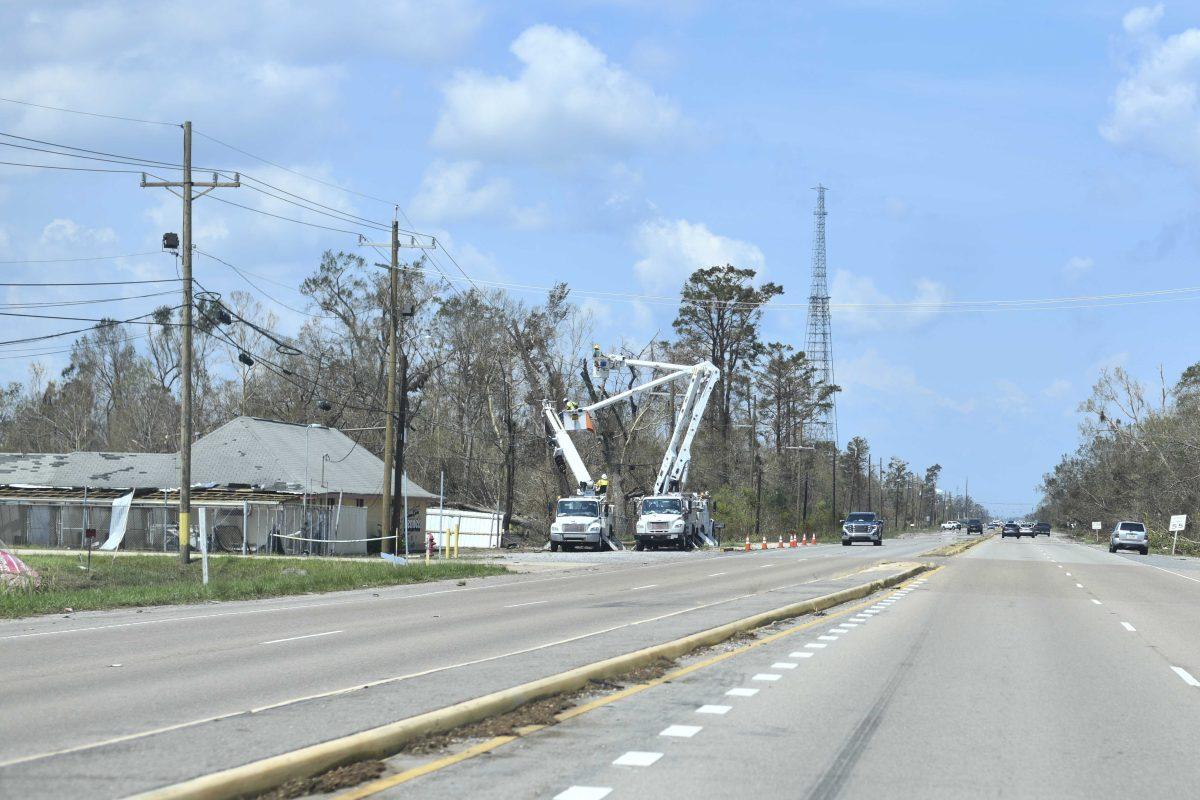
804,184,837,446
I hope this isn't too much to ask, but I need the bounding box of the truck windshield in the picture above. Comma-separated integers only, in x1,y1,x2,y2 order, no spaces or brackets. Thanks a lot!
642,498,682,515
557,500,598,517
846,513,875,522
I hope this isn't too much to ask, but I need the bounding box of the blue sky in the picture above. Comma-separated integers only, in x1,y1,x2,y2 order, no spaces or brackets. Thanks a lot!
2,1,1199,514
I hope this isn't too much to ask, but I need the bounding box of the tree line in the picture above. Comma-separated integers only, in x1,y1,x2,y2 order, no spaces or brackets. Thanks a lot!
1036,364,1200,553
0,254,975,542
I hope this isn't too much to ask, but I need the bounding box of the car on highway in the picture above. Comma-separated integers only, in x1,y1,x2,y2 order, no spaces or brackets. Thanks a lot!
966,519,983,534
1033,521,1051,536
1018,521,1034,536
842,511,884,546
1001,521,1023,538
940,521,960,531
1110,521,1149,555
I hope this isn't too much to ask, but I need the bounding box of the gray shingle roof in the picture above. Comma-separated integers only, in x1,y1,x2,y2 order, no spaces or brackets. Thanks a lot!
0,416,435,499
191,416,435,499
0,452,178,490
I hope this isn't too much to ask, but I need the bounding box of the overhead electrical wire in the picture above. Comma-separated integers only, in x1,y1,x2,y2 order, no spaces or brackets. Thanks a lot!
0,251,165,265
0,96,177,127
0,306,183,347
0,289,179,310
194,248,335,320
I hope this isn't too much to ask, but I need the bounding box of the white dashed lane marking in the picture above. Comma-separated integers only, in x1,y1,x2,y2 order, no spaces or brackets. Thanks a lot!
726,688,758,697
630,585,658,591
818,635,839,641
753,673,782,681
1091,599,1103,605
1171,667,1200,687
805,643,828,649
1076,583,1084,588
771,662,798,670
660,725,702,738
555,787,612,800
789,651,815,659
1121,622,1136,632
259,630,342,645
613,751,662,767
696,705,731,715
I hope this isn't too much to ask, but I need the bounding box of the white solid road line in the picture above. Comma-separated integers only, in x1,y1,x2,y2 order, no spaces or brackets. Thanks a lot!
753,673,782,681
660,725,703,738
613,751,663,767
259,630,342,646
555,786,612,800
696,705,731,715
726,688,758,696
1121,622,1136,632
503,600,549,608
1143,563,1200,585
1091,599,1103,605
1171,666,1200,687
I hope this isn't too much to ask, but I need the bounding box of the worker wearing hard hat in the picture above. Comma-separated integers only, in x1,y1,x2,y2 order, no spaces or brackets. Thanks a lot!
596,473,610,495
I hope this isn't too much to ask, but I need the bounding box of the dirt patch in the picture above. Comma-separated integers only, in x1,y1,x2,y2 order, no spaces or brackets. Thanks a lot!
398,657,677,756
255,760,385,799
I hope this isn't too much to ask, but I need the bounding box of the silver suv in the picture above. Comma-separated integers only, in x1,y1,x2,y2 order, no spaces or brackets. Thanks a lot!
1109,521,1149,555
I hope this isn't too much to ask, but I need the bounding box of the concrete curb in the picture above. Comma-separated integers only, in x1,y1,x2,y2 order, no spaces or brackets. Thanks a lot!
922,533,994,558
129,563,930,800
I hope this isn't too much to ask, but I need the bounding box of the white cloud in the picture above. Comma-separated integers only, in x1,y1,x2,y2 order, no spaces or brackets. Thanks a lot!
39,218,117,250
1102,7,1200,175
1123,4,1164,36
632,218,764,292
840,349,974,414
830,270,949,333
432,24,685,162
993,379,1030,414
0,2,482,139
1043,378,1072,399
1063,255,1094,277
410,161,543,228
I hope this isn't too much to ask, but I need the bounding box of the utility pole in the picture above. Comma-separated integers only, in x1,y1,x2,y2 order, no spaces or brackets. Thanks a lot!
360,222,430,555
142,121,239,566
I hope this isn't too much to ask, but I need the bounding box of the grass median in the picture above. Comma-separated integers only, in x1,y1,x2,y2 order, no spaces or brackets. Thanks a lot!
0,554,506,619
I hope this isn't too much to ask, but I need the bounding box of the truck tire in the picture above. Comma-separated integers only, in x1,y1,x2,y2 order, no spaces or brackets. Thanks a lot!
634,541,645,552
550,542,560,552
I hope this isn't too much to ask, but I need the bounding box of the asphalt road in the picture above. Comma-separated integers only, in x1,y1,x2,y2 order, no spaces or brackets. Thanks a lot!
388,534,1200,800
0,533,951,799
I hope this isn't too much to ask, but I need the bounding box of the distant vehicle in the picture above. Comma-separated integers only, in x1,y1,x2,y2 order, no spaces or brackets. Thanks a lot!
1018,522,1034,535
1110,521,1149,555
1001,521,1023,538
939,521,960,531
986,520,999,530
1033,522,1051,536
842,511,884,546
966,519,983,534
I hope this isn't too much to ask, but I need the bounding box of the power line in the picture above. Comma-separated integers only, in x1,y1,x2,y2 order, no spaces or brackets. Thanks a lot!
0,307,182,347
205,194,368,237
0,96,177,127
0,159,143,174
194,248,335,320
0,251,165,265
0,289,179,310
0,131,184,169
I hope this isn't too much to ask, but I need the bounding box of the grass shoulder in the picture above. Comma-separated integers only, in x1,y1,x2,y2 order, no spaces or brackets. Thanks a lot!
1,554,506,619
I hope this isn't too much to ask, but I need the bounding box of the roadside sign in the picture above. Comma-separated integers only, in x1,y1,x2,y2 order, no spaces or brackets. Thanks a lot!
1169,514,1187,532
1091,521,1101,530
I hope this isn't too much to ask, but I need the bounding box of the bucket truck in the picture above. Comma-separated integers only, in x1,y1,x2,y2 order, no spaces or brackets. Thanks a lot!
544,349,720,553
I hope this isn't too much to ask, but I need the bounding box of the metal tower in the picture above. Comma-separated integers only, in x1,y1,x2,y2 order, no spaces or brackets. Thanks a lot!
804,184,837,446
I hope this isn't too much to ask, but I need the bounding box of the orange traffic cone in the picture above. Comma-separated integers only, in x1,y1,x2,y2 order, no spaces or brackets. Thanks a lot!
790,533,798,548
761,535,767,550
777,534,784,549
744,535,750,551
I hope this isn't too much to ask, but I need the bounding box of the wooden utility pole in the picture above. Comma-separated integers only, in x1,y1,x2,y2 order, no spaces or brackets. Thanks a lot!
361,221,430,555
380,221,399,554
142,121,239,565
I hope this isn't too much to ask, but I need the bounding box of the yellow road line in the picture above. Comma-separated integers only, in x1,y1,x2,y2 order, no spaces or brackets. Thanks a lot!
334,567,942,799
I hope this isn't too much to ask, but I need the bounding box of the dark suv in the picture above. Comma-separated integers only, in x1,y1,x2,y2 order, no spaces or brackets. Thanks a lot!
1001,521,1023,538
966,519,983,534
1033,522,1051,536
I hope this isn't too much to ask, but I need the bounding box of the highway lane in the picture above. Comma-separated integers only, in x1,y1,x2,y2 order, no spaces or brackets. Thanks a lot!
0,533,951,799
392,533,1200,800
